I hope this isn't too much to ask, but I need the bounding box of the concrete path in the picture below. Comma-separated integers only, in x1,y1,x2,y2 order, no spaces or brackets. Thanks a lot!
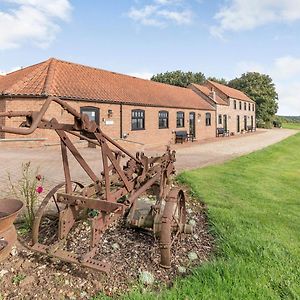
0,128,297,196
173,128,297,171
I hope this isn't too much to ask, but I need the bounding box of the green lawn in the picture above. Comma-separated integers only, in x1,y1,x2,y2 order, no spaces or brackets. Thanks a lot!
96,133,300,300
282,122,300,130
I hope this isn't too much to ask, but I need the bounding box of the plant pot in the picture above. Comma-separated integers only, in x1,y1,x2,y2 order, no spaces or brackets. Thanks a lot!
0,199,23,262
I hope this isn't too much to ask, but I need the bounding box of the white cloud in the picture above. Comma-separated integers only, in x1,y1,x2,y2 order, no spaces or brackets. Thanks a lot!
211,0,300,37
157,9,192,25
236,56,300,115
128,72,153,80
0,0,72,50
128,0,193,27
273,56,300,79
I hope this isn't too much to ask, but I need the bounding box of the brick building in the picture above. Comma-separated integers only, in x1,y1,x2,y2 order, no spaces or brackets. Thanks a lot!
0,58,216,146
190,80,256,134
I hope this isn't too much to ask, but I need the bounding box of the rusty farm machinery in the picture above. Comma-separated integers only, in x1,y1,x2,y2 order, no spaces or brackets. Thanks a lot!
0,97,193,272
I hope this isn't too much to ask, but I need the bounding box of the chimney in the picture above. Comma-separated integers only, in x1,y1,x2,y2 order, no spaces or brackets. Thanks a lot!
209,89,216,101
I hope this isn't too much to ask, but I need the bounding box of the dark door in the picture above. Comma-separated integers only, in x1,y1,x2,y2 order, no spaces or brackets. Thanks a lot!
223,115,227,131
189,112,196,138
237,115,240,132
244,116,247,130
251,116,254,129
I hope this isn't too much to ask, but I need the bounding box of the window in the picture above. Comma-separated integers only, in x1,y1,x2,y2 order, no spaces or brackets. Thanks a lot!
252,104,255,111
244,102,247,110
239,101,242,110
159,111,169,129
206,113,211,126
176,111,185,128
248,103,251,110
131,109,145,130
80,106,100,139
234,100,237,109
218,114,222,125
80,106,100,124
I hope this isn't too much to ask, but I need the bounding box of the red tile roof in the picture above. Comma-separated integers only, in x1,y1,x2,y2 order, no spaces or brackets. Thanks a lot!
207,80,254,102
0,58,214,111
190,83,228,106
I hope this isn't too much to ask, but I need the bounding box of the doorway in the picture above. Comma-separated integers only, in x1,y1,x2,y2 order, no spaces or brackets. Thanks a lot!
223,115,228,131
189,112,196,138
237,115,240,133
244,116,247,131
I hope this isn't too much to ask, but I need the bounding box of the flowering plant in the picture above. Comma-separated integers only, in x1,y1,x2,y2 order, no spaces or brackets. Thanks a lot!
8,162,45,229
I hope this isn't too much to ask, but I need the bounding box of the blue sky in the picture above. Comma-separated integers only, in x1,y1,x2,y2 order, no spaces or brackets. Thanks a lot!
0,0,300,115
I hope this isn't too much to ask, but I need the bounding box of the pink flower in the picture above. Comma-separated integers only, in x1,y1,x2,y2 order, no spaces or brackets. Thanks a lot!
36,186,44,194
36,174,42,181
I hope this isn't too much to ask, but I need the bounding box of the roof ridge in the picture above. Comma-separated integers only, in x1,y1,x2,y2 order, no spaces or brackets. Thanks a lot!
42,58,56,96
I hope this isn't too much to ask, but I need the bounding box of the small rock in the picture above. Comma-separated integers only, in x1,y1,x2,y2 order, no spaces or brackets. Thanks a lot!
188,251,198,261
10,246,18,257
80,291,88,298
139,271,154,285
188,219,196,226
193,234,199,239
187,208,193,214
177,266,187,274
0,269,8,278
19,275,35,288
112,243,120,250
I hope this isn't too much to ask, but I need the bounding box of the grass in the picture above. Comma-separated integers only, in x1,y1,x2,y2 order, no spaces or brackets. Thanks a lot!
95,133,300,300
282,122,300,130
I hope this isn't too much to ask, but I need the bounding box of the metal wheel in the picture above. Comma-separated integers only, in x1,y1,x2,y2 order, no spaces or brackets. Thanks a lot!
32,181,84,245
159,188,186,268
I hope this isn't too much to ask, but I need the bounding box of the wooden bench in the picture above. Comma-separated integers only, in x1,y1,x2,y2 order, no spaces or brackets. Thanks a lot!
216,128,229,137
175,131,194,143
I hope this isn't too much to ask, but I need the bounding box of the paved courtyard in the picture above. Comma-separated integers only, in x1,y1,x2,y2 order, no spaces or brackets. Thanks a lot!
0,128,297,197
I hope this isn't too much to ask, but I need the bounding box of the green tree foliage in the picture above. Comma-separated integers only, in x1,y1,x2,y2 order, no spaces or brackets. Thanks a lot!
207,76,228,85
151,70,206,87
229,72,278,126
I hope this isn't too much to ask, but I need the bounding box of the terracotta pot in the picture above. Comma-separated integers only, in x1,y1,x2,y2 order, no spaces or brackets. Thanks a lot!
0,199,23,262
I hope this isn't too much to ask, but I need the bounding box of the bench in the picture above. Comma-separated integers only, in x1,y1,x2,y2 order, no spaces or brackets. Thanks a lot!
175,131,194,143
216,128,229,137
246,126,256,132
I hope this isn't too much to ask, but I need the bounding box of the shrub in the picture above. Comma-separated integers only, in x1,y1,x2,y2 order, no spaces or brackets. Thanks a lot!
8,162,44,230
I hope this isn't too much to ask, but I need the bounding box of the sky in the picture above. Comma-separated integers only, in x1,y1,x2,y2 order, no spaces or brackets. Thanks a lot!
0,0,300,115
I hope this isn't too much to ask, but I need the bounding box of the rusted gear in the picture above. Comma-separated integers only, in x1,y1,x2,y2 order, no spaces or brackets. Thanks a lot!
32,181,84,245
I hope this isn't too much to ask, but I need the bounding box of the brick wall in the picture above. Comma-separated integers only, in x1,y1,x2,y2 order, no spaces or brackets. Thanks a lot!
2,97,216,147
216,98,256,134
0,99,5,139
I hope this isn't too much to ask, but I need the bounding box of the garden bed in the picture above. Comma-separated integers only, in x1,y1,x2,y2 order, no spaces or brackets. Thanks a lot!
0,191,213,299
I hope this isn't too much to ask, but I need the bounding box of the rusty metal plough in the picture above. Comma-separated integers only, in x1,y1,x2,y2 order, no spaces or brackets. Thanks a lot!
0,97,193,273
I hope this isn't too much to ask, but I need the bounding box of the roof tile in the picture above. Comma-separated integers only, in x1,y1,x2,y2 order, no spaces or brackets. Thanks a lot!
207,80,254,102
191,84,228,105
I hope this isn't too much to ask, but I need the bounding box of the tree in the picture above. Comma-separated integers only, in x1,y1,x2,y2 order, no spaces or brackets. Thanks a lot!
229,72,278,127
207,77,228,85
151,71,206,87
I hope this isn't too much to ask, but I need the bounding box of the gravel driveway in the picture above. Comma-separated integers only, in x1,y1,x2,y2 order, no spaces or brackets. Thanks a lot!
0,128,297,196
